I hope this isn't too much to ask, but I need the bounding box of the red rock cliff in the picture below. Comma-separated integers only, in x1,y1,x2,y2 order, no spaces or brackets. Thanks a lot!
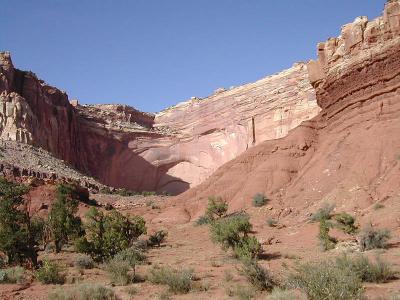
0,53,319,194
176,1,400,216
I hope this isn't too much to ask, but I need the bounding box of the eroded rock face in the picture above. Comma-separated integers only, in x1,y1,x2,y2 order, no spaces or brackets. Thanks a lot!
0,51,319,194
176,1,400,216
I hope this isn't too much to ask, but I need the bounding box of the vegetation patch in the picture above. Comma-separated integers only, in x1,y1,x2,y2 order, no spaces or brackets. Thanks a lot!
252,193,268,207
48,283,117,300
311,203,335,222
35,259,65,284
0,266,26,284
358,224,391,251
239,260,274,291
148,265,194,294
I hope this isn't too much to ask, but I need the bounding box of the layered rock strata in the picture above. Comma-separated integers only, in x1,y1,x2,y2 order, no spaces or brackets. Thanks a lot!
0,52,319,194
176,1,400,216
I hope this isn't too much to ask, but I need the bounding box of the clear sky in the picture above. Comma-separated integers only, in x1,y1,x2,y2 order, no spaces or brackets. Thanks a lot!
1,0,386,113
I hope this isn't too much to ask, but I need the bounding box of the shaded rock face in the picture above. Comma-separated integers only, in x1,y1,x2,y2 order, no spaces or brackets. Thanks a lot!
0,53,319,194
176,1,400,216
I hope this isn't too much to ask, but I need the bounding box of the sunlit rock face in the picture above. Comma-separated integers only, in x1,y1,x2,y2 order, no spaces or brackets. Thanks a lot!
175,1,400,215
0,54,319,194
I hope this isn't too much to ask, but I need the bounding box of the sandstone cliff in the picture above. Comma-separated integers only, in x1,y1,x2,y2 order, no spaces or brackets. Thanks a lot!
176,1,400,218
0,52,319,194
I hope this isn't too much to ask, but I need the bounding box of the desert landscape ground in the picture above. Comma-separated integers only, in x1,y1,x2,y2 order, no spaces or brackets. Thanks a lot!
0,1,400,299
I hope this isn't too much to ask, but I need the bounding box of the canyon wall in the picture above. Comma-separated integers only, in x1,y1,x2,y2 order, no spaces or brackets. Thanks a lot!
0,53,319,194
176,1,400,216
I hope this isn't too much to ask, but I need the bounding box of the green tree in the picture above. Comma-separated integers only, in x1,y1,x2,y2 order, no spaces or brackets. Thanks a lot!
0,177,43,267
75,208,147,262
48,184,83,253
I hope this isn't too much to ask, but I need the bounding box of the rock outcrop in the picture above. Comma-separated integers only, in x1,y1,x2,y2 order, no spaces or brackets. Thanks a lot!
0,52,319,194
176,1,400,217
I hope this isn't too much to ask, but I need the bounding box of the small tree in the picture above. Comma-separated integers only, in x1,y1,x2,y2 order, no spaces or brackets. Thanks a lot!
48,184,83,253
0,178,43,267
75,208,147,262
335,212,358,234
206,196,228,221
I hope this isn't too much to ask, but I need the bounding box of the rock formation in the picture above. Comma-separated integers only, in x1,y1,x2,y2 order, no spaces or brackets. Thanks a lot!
0,53,319,194
176,1,400,217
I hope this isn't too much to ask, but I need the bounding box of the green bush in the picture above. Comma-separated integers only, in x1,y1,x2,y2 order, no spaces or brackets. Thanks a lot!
74,255,94,269
148,265,193,294
75,208,146,262
210,214,252,251
266,218,278,227
334,212,358,234
252,193,268,207
148,230,168,247
318,219,336,251
48,283,117,300
234,236,262,260
0,266,25,284
35,260,65,284
335,254,396,283
239,260,274,291
311,203,335,222
358,225,391,251
287,260,363,300
206,196,228,221
49,184,83,253
0,177,42,266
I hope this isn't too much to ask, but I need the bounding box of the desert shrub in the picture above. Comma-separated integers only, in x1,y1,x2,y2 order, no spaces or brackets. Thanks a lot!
75,208,146,262
49,184,83,253
0,266,25,283
373,203,385,210
239,260,274,291
195,215,210,226
148,265,193,294
318,219,337,251
358,225,391,251
210,214,252,250
266,218,278,227
105,247,146,284
125,286,138,296
268,288,300,300
287,260,363,300
74,254,94,270
48,283,117,300
234,236,262,260
142,191,156,196
252,193,268,207
335,212,358,234
0,177,43,266
335,254,396,283
311,203,335,222
105,257,131,285
206,196,228,220
35,260,65,284
226,285,255,300
148,230,168,247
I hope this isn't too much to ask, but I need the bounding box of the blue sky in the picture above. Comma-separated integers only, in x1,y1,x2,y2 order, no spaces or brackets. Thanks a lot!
1,0,386,112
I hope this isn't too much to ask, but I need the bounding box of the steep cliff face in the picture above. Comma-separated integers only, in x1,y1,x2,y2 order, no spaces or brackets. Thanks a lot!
0,53,319,194
139,63,319,191
177,1,400,217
